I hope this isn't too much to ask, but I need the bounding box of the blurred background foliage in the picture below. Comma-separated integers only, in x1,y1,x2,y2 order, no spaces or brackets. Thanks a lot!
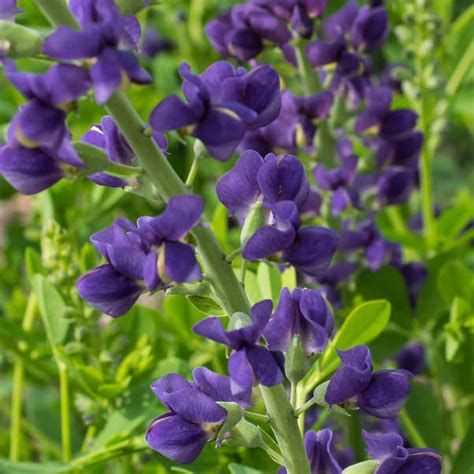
0,0,473,472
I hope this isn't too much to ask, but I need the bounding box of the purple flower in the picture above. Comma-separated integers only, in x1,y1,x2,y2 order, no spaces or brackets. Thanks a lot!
43,0,151,103
279,429,342,474
77,195,204,317
0,0,21,20
399,262,427,308
325,345,413,418
351,6,389,52
314,137,360,215
363,430,441,473
206,4,291,61
149,61,281,161
146,367,251,464
4,61,90,150
316,262,357,308
216,150,309,217
377,167,417,205
264,287,334,355
395,343,426,376
338,218,401,271
243,200,338,276
193,300,285,395
140,27,172,59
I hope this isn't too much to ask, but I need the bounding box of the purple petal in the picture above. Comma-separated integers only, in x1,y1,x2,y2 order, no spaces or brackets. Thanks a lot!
193,317,232,347
357,370,412,418
380,109,418,140
306,39,344,67
283,227,338,276
163,241,202,283
76,264,142,317
216,150,263,214
246,345,285,386
106,245,146,280
362,430,404,460
149,95,199,132
151,373,192,408
146,413,208,464
305,429,343,474
90,48,123,104
0,145,63,195
229,349,255,395
323,0,359,39
143,250,161,291
402,449,442,474
243,225,296,260
117,50,152,85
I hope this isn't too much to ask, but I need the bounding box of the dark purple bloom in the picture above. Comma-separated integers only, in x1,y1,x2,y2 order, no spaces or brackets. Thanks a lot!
279,429,342,474
77,195,203,316
4,61,91,150
146,367,251,464
43,0,151,103
140,27,172,59
0,0,21,20
149,61,281,160
323,0,359,40
206,3,291,61
216,150,309,217
399,262,427,307
193,300,284,395
351,6,389,52
264,287,334,355
325,345,413,418
363,430,441,473
338,218,401,271
377,167,416,205
395,343,426,376
316,262,357,308
314,137,360,215
243,201,338,276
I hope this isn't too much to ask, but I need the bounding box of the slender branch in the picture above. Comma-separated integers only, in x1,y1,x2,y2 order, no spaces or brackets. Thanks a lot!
9,295,37,461
348,411,364,462
58,362,72,464
400,408,428,447
244,411,269,423
225,247,241,263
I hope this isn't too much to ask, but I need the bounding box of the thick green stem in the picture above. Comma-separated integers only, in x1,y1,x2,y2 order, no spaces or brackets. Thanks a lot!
36,3,311,470
260,385,311,474
59,362,72,464
348,412,365,462
9,295,37,461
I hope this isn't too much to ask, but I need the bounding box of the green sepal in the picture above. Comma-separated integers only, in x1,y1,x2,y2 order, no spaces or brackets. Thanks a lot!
229,312,253,330
285,335,309,384
240,202,265,246
313,380,351,416
0,21,43,58
216,402,243,444
225,419,264,448
342,460,380,474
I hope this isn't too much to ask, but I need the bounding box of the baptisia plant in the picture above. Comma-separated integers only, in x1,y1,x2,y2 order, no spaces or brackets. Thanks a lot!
0,0,449,473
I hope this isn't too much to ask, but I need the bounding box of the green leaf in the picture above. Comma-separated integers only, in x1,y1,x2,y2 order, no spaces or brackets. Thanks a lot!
187,295,226,316
437,205,474,241
281,266,297,291
437,261,473,305
244,270,262,305
229,464,262,474
32,274,68,348
72,142,109,175
342,460,380,474
315,300,391,385
403,381,444,451
216,402,243,444
240,203,265,246
0,21,43,57
211,203,229,249
257,262,281,304
25,247,44,283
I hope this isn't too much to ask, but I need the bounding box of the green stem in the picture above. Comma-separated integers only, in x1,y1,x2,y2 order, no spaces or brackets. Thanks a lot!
348,411,365,462
260,385,311,474
313,409,330,432
9,295,37,461
35,3,311,470
225,246,241,263
35,0,78,28
185,153,201,187
58,361,72,464
400,408,427,447
420,146,435,249
244,411,269,423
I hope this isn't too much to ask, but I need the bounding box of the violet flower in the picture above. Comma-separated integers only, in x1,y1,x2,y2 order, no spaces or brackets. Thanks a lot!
264,287,334,355
146,367,251,464
43,0,151,103
4,61,90,150
77,195,204,317
216,150,309,218
399,262,428,308
314,137,360,215
243,200,338,276
315,262,357,308
362,430,441,473
140,27,173,59
279,429,342,474
395,342,426,376
193,300,285,395
325,345,413,418
149,61,281,161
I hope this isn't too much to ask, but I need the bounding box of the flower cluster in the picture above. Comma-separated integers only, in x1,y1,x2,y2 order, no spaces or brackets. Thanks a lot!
77,195,203,317
149,61,281,160
43,0,151,104
217,150,338,275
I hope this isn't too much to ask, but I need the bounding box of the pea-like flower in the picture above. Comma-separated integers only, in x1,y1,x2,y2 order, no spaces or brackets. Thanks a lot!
264,287,334,355
0,0,21,20
43,0,151,103
325,345,413,418
216,150,309,218
243,200,338,276
146,367,251,464
193,300,285,395
77,195,204,317
362,430,441,473
149,61,281,161
279,429,342,474
395,342,426,376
